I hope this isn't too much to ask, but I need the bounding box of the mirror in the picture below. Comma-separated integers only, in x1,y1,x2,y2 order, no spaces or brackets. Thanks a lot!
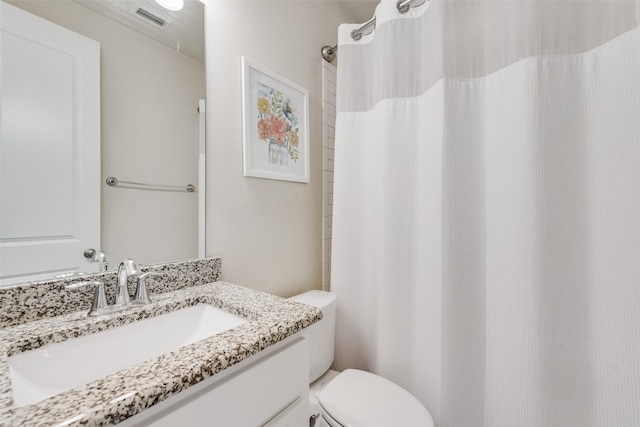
0,0,205,285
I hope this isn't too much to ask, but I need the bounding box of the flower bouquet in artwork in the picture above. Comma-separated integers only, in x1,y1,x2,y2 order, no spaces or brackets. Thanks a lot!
257,83,300,166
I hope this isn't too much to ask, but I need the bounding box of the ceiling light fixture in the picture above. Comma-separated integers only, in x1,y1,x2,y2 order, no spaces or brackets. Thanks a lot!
154,0,184,12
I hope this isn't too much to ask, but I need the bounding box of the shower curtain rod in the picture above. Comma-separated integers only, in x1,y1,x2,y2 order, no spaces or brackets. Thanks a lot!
321,0,428,62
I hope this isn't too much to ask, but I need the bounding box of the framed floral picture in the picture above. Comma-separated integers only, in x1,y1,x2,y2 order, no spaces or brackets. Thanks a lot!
242,57,310,183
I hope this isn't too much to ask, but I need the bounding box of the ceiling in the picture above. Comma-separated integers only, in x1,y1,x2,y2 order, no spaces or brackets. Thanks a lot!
74,0,205,63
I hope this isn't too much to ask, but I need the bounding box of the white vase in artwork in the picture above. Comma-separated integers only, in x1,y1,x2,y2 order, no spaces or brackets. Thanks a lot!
268,139,289,166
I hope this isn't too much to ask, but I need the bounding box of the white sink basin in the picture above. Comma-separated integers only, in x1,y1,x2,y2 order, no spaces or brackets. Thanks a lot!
8,304,247,407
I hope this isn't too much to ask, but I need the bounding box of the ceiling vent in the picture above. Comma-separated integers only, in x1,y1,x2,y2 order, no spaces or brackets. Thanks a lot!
130,5,172,29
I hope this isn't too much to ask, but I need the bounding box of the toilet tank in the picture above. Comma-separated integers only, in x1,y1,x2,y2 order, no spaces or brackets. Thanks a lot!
288,290,338,383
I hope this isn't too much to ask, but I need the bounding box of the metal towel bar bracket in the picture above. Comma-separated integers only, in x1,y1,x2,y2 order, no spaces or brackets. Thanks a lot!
106,176,195,192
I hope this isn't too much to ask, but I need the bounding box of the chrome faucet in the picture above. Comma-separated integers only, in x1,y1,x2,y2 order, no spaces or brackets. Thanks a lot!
84,248,109,272
93,250,109,272
66,258,166,316
115,259,138,306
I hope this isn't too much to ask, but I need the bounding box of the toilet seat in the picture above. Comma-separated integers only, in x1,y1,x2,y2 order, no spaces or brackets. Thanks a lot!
317,369,434,427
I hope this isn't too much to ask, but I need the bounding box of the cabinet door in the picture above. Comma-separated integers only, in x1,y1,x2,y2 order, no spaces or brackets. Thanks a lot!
0,2,100,284
262,396,308,427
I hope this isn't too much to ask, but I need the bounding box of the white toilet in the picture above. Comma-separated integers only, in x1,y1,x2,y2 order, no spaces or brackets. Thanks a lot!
290,290,435,427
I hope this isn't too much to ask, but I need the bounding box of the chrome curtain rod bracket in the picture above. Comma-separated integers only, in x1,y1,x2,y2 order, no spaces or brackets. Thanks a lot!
321,45,337,62
106,176,196,192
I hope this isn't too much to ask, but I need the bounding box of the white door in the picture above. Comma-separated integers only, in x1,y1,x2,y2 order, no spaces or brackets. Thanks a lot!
0,2,100,285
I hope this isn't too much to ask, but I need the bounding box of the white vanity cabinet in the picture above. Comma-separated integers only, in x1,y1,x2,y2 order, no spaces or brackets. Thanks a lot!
121,336,308,427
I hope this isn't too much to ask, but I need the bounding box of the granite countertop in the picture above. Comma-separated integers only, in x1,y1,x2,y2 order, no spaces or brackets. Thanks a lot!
0,281,322,426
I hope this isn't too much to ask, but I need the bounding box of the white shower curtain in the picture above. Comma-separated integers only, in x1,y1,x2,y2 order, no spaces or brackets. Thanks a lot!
331,1,640,426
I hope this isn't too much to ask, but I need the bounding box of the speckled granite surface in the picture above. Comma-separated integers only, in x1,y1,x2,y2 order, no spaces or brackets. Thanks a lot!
0,281,322,426
0,258,222,328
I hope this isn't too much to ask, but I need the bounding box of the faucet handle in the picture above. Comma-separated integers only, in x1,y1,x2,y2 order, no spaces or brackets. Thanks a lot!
132,272,164,305
65,280,109,316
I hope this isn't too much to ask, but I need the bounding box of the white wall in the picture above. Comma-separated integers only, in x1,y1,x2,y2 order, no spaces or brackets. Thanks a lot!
204,1,376,296
8,1,205,266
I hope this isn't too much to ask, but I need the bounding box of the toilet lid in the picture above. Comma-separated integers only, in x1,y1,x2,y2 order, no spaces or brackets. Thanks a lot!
318,369,434,427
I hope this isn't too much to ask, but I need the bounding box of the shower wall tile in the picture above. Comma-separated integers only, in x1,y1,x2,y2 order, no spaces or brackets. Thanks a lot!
327,124,335,139
323,171,334,193
322,61,337,291
323,194,334,221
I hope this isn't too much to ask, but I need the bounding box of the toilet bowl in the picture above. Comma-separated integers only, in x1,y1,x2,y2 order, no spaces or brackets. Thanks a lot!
289,290,434,427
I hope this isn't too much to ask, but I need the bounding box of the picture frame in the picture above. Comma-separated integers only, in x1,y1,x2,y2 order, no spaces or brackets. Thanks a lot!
241,57,310,183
